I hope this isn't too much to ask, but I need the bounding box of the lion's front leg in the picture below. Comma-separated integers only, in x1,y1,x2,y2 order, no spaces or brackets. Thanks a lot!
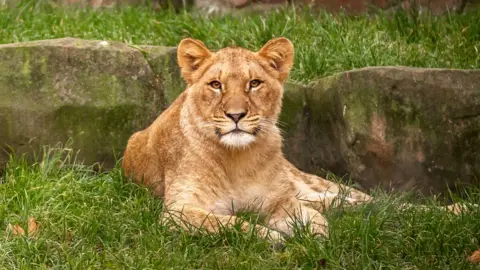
264,197,329,237
162,171,284,242
163,205,284,242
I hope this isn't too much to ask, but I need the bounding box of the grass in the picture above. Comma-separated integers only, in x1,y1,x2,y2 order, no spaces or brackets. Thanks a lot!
1,147,479,269
0,1,479,82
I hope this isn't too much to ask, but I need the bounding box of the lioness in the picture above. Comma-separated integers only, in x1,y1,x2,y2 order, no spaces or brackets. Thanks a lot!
122,37,373,241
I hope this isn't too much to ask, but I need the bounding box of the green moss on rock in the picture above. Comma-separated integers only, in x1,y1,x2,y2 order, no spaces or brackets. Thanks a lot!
0,38,181,169
283,67,480,194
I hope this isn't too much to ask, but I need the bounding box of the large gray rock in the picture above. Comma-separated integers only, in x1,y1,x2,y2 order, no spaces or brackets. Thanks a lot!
195,0,469,16
0,38,180,168
282,67,480,194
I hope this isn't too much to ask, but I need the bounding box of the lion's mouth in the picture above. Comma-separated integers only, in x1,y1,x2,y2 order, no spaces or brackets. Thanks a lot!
220,128,248,137
218,127,259,136
226,128,247,135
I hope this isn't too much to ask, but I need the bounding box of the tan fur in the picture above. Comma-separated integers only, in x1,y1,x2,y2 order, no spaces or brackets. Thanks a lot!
122,37,373,241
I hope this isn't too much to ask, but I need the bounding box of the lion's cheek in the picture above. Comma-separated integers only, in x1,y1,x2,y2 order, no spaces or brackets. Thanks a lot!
191,91,220,115
250,91,281,117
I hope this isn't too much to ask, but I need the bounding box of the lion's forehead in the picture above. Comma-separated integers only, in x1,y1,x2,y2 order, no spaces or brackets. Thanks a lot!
215,46,255,59
206,50,266,80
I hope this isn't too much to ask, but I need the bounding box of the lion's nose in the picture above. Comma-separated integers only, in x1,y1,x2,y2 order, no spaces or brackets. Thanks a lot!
226,112,247,123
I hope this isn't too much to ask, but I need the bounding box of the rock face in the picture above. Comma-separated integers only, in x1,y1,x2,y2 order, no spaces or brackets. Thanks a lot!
282,67,480,194
2,0,474,14
0,38,180,169
195,0,470,15
302,0,467,14
1,0,188,9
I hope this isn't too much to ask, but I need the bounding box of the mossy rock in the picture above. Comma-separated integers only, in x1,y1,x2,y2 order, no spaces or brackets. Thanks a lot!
282,67,480,194
0,38,180,168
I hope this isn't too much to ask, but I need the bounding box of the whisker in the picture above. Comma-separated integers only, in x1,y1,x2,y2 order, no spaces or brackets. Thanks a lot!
260,118,288,128
260,121,287,136
276,120,289,128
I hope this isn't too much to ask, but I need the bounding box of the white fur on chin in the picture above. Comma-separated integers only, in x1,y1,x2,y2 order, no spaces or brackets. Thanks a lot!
220,132,256,148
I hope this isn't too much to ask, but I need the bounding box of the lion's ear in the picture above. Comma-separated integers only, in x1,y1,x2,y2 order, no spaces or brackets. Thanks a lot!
257,37,294,82
177,38,212,84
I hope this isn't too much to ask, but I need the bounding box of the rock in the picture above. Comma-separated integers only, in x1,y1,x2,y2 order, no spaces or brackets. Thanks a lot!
282,67,480,194
195,0,468,15
0,38,179,169
195,0,287,15
138,45,186,104
81,0,188,10
2,0,187,10
305,0,466,14
1,0,469,14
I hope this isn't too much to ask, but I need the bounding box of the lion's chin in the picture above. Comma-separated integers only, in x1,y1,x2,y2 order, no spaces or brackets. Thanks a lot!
219,132,256,148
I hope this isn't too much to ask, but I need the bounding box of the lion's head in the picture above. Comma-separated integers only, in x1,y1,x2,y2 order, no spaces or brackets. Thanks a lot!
177,37,294,149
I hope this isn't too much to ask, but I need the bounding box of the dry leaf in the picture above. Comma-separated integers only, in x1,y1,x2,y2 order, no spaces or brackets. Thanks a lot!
27,216,39,237
5,216,39,238
65,230,72,246
6,223,25,236
468,249,480,264
317,258,327,268
96,242,104,254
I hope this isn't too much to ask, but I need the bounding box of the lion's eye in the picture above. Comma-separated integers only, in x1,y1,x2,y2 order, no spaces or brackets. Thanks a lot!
209,80,222,90
249,80,262,89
